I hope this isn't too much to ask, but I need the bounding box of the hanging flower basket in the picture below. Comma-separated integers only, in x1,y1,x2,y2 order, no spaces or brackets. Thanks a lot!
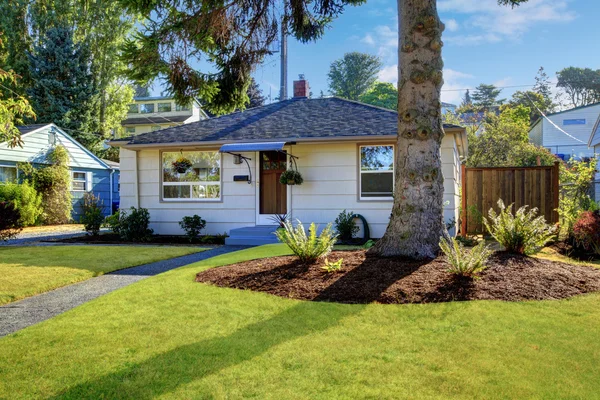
280,170,304,185
172,157,193,173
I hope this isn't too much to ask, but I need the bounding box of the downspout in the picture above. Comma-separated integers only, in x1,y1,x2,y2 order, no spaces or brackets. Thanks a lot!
109,168,114,215
134,150,140,208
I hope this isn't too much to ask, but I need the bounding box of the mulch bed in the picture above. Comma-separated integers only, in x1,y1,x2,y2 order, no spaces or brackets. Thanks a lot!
195,250,600,304
48,233,226,245
550,241,600,262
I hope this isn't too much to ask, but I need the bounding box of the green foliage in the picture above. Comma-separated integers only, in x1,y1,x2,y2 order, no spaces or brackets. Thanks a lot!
19,146,72,224
81,192,104,236
509,91,555,125
572,211,600,254
118,207,153,242
0,181,42,226
484,199,556,255
275,220,338,263
556,67,600,107
328,52,382,100
334,210,359,242
558,158,598,235
279,170,303,185
0,200,22,240
103,211,121,235
358,82,397,110
0,69,36,147
321,257,344,273
179,215,207,242
471,83,504,111
363,239,375,249
246,77,265,108
439,237,493,278
467,105,557,168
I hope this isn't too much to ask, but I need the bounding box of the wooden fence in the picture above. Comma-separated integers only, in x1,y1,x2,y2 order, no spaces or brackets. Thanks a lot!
461,162,560,234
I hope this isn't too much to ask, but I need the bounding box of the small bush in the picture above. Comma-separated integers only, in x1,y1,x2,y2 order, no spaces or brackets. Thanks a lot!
0,181,43,226
269,213,289,228
363,239,376,249
275,220,337,263
0,201,22,241
572,211,600,254
455,235,480,247
179,215,207,242
439,237,493,278
103,211,121,235
118,207,154,242
81,193,104,236
334,210,359,242
321,258,344,273
483,199,556,255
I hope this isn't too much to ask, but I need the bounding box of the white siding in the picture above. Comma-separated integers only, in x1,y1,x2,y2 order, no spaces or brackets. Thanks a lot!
0,125,106,169
121,137,463,238
533,104,600,158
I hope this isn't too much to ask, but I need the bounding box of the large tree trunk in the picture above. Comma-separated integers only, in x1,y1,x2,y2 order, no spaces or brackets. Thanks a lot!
369,0,446,259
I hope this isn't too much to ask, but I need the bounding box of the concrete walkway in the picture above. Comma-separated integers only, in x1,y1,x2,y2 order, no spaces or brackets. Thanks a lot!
0,245,249,337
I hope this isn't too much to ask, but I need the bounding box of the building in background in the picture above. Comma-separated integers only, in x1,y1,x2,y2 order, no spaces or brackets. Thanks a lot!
529,102,600,160
121,96,209,136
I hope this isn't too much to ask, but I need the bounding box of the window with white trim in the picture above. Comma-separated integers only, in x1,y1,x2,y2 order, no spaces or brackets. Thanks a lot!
162,151,221,200
72,171,87,191
127,104,139,114
175,103,191,111
359,145,394,200
0,166,17,183
139,103,154,114
157,102,172,112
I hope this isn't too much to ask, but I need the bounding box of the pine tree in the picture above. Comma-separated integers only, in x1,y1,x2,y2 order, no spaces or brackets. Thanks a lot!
462,89,472,106
247,78,265,108
27,26,98,146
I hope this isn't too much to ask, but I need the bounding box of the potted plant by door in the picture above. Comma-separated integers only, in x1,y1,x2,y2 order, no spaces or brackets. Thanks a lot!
172,156,193,173
280,169,304,185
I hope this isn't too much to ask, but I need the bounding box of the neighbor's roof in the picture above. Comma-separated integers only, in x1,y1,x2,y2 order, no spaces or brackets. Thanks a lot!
17,124,53,134
122,115,191,125
112,97,464,146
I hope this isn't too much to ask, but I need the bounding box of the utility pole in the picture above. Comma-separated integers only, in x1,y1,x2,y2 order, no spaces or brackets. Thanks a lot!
279,19,288,102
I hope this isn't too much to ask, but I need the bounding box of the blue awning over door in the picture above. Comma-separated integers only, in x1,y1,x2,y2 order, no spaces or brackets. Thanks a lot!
219,142,286,153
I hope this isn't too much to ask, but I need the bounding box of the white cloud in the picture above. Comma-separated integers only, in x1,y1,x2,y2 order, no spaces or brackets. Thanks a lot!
378,65,398,83
493,77,513,88
361,34,375,46
445,18,460,32
439,0,576,44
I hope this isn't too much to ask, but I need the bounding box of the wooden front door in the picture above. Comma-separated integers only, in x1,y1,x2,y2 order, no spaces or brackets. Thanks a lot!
259,151,287,215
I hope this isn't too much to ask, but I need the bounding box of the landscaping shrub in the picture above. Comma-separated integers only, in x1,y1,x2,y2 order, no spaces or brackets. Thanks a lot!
269,213,289,228
0,201,22,241
334,210,359,242
275,220,337,263
19,146,72,224
81,193,104,236
572,211,600,254
439,237,493,278
179,215,207,242
0,181,43,226
558,158,597,235
103,211,121,235
321,258,344,273
484,199,555,255
118,207,154,242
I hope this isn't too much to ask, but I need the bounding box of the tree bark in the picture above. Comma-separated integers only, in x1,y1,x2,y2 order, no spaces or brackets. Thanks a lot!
369,0,447,259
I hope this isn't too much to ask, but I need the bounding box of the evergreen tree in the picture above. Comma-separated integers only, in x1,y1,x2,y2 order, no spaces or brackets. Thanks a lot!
247,78,265,108
27,26,98,147
462,89,472,106
327,52,382,100
471,84,504,111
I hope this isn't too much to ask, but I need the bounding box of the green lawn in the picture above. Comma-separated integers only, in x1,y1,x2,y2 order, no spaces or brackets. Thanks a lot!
1,244,599,399
0,245,205,305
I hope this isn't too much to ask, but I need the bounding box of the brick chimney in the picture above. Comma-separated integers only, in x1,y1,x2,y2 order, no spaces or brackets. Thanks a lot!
293,74,310,98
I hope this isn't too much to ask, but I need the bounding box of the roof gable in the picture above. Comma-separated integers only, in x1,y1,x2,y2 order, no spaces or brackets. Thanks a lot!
113,97,463,146
2,124,111,170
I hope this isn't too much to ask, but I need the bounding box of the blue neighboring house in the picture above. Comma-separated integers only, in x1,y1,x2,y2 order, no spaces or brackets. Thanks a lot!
0,123,119,220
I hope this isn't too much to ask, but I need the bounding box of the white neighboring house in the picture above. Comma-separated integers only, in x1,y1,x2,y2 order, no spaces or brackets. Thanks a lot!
122,96,209,136
529,102,600,160
110,78,467,245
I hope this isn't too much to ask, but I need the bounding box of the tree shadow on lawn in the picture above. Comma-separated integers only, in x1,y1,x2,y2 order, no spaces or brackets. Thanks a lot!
49,301,367,399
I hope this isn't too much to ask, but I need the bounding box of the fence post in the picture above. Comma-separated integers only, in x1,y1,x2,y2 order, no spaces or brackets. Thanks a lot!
552,161,560,223
461,163,467,235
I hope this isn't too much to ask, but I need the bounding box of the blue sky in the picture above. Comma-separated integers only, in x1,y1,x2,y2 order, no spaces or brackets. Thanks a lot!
251,0,600,106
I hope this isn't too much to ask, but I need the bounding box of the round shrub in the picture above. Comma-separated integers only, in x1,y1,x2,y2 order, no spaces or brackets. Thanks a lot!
0,181,42,226
334,210,359,242
0,201,22,241
572,211,600,253
81,193,104,236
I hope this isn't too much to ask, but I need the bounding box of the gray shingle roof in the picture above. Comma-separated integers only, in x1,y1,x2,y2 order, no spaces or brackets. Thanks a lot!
113,97,463,146
122,115,191,125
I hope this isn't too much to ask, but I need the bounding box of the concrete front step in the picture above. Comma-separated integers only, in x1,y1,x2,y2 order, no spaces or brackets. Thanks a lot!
225,225,281,246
